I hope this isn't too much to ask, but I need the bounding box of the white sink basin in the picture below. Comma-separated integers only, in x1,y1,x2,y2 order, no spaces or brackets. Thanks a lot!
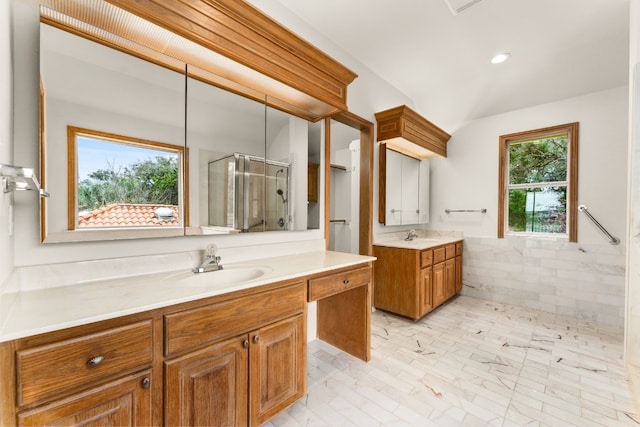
166,264,272,287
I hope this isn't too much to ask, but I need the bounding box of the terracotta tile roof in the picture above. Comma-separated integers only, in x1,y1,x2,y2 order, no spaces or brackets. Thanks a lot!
78,203,180,227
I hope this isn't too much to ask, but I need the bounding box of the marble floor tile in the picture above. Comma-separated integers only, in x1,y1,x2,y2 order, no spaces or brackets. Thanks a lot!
265,296,639,427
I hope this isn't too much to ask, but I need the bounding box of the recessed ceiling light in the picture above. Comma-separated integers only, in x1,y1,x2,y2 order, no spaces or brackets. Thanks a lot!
491,53,511,64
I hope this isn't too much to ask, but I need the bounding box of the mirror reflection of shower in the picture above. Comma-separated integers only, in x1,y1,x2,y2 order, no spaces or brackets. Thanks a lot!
271,165,289,231
208,153,289,232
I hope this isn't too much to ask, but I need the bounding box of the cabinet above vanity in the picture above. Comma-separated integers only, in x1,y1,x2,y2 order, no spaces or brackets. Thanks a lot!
375,105,450,226
379,146,430,225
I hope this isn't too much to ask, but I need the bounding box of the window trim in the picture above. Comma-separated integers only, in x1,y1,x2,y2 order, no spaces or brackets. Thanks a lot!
67,126,188,230
498,122,579,242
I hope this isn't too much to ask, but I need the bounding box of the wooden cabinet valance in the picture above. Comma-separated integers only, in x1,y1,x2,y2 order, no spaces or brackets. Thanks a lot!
107,0,357,120
375,105,451,158
41,0,357,121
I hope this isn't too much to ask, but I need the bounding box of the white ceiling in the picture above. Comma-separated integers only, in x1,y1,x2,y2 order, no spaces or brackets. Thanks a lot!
272,0,630,132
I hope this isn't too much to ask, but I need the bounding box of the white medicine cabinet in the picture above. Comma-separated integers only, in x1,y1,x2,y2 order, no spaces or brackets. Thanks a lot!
379,145,430,226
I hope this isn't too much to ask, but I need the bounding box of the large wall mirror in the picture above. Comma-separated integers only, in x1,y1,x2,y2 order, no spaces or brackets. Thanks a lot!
39,6,319,243
40,19,187,242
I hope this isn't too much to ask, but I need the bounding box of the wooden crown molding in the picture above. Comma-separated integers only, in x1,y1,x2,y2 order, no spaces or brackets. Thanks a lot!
106,0,357,119
375,105,451,158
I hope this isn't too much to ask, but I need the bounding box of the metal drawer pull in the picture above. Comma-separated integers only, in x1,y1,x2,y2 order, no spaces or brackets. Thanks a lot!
86,356,104,367
243,340,249,348
343,279,350,285
141,377,151,389
253,335,259,344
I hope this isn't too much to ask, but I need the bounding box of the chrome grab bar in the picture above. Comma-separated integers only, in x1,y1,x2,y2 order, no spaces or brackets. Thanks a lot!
578,205,619,245
445,208,487,213
390,209,420,213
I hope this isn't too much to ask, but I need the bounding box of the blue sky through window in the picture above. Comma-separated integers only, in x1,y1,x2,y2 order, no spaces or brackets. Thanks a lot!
77,136,176,180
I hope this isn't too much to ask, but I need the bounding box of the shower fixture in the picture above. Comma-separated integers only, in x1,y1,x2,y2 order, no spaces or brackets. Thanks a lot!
277,188,287,203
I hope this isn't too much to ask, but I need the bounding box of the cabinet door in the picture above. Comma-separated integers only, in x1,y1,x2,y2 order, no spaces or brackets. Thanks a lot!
17,370,152,426
432,262,447,308
250,315,305,425
165,336,248,427
455,255,463,294
307,162,318,203
419,266,433,316
401,155,420,224
384,149,403,225
445,258,456,298
418,160,430,224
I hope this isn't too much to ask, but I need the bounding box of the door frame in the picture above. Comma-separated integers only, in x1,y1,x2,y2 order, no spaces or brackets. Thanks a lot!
324,112,374,256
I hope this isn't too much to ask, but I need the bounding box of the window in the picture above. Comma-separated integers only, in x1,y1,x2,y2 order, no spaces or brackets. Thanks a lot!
498,122,578,241
67,127,187,230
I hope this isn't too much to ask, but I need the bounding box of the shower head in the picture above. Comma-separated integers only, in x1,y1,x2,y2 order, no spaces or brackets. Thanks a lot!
276,188,287,203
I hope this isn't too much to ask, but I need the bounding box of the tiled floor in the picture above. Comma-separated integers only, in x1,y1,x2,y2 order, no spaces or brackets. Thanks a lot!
266,295,639,427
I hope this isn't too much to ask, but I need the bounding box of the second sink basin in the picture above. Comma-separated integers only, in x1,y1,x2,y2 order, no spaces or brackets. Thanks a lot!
167,264,272,288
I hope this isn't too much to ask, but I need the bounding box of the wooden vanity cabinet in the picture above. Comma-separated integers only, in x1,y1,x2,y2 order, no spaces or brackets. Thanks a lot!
164,281,306,426
308,264,373,362
0,315,158,426
16,369,153,426
1,265,373,426
373,240,463,320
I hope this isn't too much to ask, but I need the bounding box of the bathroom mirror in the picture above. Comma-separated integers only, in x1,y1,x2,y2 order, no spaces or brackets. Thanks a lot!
266,100,314,232
184,65,267,235
40,10,322,242
184,69,315,235
40,19,187,243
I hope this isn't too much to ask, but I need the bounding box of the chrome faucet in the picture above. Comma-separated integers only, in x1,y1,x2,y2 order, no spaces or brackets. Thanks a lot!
405,229,418,241
194,244,223,273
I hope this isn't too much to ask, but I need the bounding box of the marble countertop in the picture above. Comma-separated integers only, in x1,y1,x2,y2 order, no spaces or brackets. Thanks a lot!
373,236,463,250
0,251,374,343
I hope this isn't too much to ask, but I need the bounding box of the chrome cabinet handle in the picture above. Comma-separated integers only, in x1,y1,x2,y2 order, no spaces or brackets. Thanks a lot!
243,340,249,349
343,279,350,285
86,356,104,367
141,377,151,389
253,335,259,344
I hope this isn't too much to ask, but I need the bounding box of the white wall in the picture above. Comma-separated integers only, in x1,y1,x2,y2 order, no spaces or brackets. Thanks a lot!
427,87,629,328
0,0,13,289
626,0,640,406
430,86,629,243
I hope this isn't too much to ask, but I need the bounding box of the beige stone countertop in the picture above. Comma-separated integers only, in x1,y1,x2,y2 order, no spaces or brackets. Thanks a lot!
373,236,463,250
0,251,374,343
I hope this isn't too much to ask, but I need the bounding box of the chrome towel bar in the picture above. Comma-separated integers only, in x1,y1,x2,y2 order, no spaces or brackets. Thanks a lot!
445,208,487,214
578,205,619,245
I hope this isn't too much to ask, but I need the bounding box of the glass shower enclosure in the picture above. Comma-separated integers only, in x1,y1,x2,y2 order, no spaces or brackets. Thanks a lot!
208,153,289,232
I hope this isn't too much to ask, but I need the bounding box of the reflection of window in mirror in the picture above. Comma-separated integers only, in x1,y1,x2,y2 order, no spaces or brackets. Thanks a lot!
67,127,187,230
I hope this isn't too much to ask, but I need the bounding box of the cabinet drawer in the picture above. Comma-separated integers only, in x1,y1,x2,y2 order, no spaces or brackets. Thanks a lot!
456,242,463,256
165,282,305,357
16,320,153,407
420,250,433,267
445,244,456,260
308,266,370,301
433,247,446,264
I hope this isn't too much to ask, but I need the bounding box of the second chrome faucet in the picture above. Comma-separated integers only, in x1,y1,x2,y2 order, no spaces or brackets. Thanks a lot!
405,229,418,241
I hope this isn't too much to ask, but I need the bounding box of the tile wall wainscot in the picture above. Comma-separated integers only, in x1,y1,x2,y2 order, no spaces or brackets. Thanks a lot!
462,236,626,329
